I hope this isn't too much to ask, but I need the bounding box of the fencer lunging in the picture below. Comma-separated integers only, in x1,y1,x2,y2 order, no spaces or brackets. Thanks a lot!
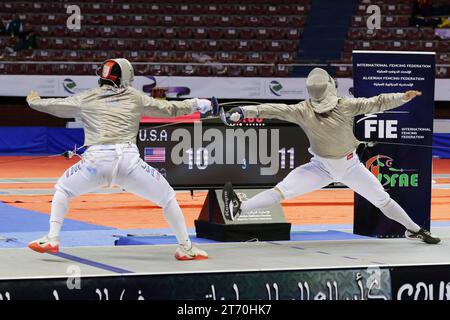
26,58,211,260
223,67,440,244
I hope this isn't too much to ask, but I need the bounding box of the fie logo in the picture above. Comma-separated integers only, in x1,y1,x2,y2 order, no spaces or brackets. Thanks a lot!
358,114,398,139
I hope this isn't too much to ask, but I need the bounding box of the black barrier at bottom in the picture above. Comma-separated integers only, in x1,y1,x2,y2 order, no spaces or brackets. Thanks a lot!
391,264,450,300
0,267,392,300
1,264,449,300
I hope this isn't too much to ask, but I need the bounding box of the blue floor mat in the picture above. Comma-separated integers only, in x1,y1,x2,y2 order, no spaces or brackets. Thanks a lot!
0,201,113,233
114,230,372,246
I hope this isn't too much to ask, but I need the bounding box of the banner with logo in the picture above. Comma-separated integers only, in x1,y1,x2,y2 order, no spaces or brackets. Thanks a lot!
352,51,435,237
0,73,449,100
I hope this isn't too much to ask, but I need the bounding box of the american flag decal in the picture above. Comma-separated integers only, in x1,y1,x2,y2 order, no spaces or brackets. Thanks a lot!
144,147,166,162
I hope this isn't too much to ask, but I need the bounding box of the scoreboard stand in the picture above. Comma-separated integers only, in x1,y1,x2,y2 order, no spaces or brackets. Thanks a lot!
195,189,291,242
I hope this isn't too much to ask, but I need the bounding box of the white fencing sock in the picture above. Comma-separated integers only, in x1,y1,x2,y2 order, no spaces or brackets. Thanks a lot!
163,198,192,249
379,199,421,232
240,188,283,213
48,190,70,239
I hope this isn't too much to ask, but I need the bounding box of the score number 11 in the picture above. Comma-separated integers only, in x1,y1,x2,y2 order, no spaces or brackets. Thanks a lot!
185,147,295,170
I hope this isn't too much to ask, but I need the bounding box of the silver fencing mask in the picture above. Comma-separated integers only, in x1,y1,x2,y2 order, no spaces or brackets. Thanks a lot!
306,68,338,114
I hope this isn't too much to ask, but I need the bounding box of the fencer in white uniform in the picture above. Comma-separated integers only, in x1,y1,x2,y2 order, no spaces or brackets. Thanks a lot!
26,58,211,260
223,67,440,244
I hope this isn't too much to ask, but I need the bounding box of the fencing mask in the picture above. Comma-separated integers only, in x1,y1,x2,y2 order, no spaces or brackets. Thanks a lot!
306,68,338,114
97,58,134,88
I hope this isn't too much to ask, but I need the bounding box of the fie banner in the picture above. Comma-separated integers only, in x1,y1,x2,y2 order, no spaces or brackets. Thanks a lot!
352,51,435,238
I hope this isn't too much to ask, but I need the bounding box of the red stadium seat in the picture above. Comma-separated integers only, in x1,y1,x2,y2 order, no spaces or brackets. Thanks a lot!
437,53,450,64
233,52,248,63
116,16,133,26
132,27,146,39
335,66,352,77
236,41,250,52
254,28,267,40
123,51,139,62
393,28,407,40
279,52,294,63
405,41,421,51
239,29,254,39
208,29,224,40
181,65,196,76
392,40,406,50
282,41,299,52
421,28,436,40
437,67,450,78
439,41,450,53
261,52,277,63
159,39,174,51
224,29,238,39
140,39,159,51
101,26,116,38
406,28,421,39
397,15,410,27
193,28,207,39
216,52,233,63
190,16,204,27
286,29,302,40
189,40,206,52
144,28,160,39
222,40,237,51
274,64,290,77
162,28,176,39
268,41,283,51
83,26,98,38
196,65,212,76
351,16,365,28
134,64,150,76
291,16,306,28
65,50,81,61
156,51,172,62
174,40,189,51
242,65,258,77
248,52,263,63
116,39,130,51
258,65,274,77
224,66,241,77
423,41,438,51
205,40,221,51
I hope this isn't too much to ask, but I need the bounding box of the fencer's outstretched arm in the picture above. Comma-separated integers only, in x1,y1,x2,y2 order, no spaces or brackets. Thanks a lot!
138,90,211,117
341,90,422,116
26,90,82,118
234,103,304,124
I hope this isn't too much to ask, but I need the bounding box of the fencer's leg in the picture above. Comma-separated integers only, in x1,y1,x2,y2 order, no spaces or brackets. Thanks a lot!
28,160,102,253
162,197,191,248
117,162,187,244
240,188,283,212
241,159,333,213
340,161,420,232
118,160,208,259
48,189,70,238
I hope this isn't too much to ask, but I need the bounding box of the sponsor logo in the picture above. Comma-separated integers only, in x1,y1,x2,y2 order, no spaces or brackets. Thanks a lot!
269,80,283,96
366,155,418,188
63,78,77,94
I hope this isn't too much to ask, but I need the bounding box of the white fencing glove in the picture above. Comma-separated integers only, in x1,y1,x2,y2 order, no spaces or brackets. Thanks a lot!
228,107,244,123
188,98,212,114
26,90,40,104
